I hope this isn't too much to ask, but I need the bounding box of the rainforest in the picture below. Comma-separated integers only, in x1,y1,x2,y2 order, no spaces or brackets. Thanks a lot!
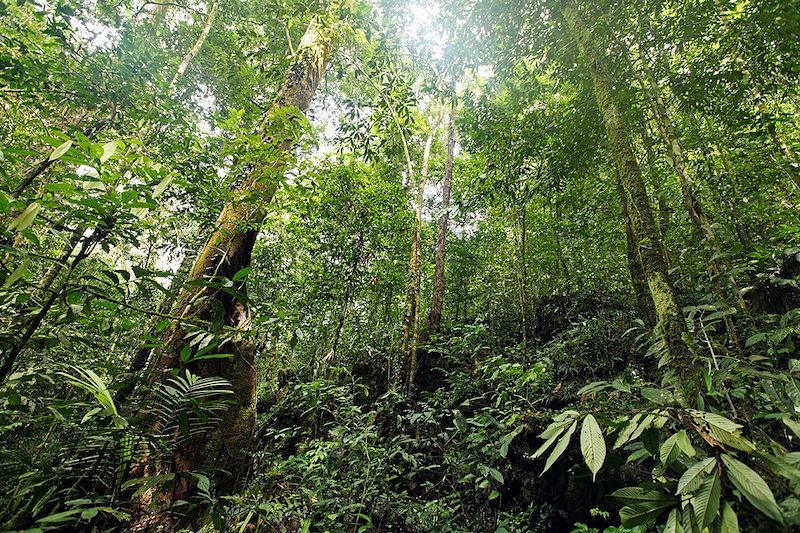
1,0,800,531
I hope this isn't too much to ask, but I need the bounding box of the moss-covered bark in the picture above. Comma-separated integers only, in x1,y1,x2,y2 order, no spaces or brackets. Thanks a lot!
561,0,694,383
135,14,335,523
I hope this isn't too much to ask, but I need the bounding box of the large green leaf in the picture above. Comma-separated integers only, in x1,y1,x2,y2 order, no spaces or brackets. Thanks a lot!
677,457,716,495
720,455,783,524
580,414,605,481
660,432,680,466
541,420,577,475
663,508,683,533
8,202,41,232
719,501,740,533
48,139,73,161
692,466,721,527
675,429,696,458
619,501,674,527
611,487,677,505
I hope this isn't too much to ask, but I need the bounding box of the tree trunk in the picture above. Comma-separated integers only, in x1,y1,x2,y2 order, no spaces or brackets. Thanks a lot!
686,110,753,251
516,202,529,350
401,118,439,392
561,0,694,389
617,175,657,330
170,0,219,91
133,14,335,525
426,104,456,338
324,229,363,371
636,49,742,353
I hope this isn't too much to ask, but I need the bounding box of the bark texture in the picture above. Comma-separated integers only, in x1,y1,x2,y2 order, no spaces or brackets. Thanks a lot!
135,15,335,524
561,0,693,384
426,105,456,337
636,51,742,352
401,119,439,392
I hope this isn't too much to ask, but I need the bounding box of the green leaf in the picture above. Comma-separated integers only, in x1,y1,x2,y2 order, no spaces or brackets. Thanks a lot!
100,140,117,162
641,387,674,406
660,432,680,466
677,457,716,495
487,467,503,483
580,414,605,481
614,413,642,449
232,267,253,282
48,139,73,161
499,425,523,459
719,501,740,533
663,508,681,533
720,454,783,524
692,466,721,527
38,508,84,523
675,429,696,458
619,501,674,527
4,258,29,287
531,421,570,460
611,487,677,505
153,174,174,197
690,410,755,452
8,202,41,232
541,420,576,475
782,417,800,439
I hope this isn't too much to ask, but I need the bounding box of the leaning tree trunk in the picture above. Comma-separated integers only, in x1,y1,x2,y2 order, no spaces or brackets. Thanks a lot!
685,109,753,251
426,104,456,338
134,14,335,525
636,48,742,353
561,0,694,391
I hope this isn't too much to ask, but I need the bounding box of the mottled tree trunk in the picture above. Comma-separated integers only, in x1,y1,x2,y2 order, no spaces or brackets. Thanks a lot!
401,120,439,392
426,105,456,337
636,51,742,353
617,176,657,330
134,15,335,525
562,0,694,387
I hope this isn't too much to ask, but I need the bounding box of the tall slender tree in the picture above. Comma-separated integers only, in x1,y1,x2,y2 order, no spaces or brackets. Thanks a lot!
561,0,694,388
426,102,457,337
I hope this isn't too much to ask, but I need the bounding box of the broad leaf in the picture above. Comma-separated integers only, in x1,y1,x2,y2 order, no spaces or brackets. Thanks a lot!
692,466,721,527
580,414,605,481
677,457,716,495
720,455,783,524
619,501,674,527
541,420,576,475
49,139,73,161
719,501,740,533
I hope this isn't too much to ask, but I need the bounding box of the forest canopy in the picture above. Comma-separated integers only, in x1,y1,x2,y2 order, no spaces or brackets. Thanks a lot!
1,0,800,531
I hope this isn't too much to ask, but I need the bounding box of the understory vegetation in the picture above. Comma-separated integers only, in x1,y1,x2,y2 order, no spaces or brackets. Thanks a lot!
2,0,800,531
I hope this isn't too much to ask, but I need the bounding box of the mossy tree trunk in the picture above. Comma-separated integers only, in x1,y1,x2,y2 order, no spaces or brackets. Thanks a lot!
636,49,743,353
616,175,657,330
561,0,694,385
136,13,335,521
